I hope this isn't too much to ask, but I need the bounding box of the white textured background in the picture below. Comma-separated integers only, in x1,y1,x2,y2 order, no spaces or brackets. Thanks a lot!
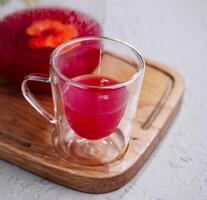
1,0,207,199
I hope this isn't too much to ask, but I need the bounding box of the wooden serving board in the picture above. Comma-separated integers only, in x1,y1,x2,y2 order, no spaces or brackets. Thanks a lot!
0,58,184,193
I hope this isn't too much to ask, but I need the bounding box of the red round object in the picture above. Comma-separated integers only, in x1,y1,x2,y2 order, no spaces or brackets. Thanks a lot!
0,8,102,92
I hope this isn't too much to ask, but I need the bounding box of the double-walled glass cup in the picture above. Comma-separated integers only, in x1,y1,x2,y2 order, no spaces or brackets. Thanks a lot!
22,37,145,165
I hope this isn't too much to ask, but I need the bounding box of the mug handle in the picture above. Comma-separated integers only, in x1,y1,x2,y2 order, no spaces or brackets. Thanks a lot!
21,73,56,124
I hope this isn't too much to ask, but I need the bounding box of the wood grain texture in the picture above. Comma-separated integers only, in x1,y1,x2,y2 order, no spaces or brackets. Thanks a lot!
0,58,184,193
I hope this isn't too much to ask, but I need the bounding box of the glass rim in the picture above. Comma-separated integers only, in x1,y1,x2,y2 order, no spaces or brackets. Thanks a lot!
50,36,145,89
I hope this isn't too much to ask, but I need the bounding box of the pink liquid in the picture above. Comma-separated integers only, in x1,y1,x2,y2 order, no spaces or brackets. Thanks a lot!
63,75,128,140
0,7,102,90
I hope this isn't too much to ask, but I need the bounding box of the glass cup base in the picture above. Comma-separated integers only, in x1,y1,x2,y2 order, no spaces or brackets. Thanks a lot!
52,129,128,166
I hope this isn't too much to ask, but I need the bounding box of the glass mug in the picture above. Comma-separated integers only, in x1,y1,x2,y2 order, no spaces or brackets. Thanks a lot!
22,37,145,165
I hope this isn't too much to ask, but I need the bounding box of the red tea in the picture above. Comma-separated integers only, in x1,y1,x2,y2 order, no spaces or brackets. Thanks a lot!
0,7,102,89
63,75,128,140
